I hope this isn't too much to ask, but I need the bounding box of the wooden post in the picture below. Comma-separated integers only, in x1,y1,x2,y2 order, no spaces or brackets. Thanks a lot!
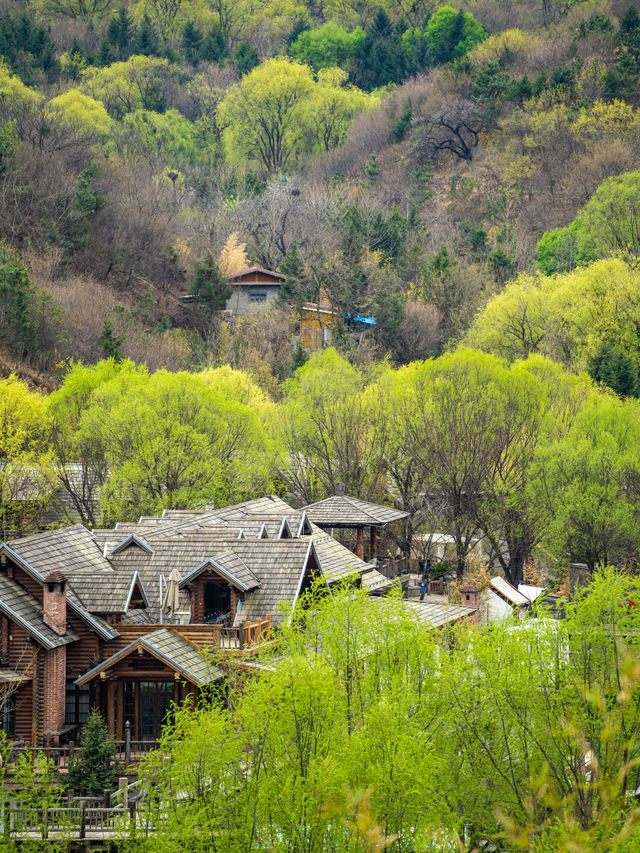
124,719,131,767
256,618,262,643
79,801,86,840
265,614,271,638
119,776,129,813
370,527,378,560
106,682,116,735
356,527,364,559
245,620,251,647
104,788,111,809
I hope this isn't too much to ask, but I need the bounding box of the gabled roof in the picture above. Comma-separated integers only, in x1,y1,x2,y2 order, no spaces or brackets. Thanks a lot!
179,554,260,592
0,574,79,650
302,495,409,527
66,570,150,614
8,525,111,577
75,628,224,686
228,267,286,282
109,533,155,556
400,599,476,629
490,577,531,608
0,537,119,640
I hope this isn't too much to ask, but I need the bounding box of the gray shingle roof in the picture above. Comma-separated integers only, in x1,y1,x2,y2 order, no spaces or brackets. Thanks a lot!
9,525,111,577
0,574,79,649
0,536,119,640
76,628,224,686
179,553,260,592
66,570,149,614
302,495,409,527
397,599,476,629
310,534,373,584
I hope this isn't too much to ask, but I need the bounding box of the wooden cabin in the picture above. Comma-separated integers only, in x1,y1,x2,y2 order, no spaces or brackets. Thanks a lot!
225,267,286,315
0,495,474,745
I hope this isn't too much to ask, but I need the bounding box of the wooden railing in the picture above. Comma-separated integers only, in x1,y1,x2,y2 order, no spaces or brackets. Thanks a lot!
209,615,271,649
377,556,409,579
1,777,148,840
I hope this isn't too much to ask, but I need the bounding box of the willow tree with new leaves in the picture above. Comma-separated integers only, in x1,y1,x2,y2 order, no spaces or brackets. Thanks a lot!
0,376,56,538
466,258,640,379
47,360,275,524
278,349,388,503
218,58,315,174
135,573,640,850
529,391,640,571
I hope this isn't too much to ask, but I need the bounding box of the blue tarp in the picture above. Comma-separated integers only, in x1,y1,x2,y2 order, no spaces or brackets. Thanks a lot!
345,313,376,326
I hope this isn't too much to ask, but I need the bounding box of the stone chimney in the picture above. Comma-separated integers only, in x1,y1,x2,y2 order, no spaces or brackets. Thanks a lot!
335,483,345,496
43,570,67,636
460,581,479,625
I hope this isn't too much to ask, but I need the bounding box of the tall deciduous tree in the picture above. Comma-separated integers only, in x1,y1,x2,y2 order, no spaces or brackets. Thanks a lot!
218,58,315,174
278,349,388,503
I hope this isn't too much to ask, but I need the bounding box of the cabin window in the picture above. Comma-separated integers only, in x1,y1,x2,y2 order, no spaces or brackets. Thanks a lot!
65,681,90,725
1,694,15,735
204,582,231,624
249,292,267,304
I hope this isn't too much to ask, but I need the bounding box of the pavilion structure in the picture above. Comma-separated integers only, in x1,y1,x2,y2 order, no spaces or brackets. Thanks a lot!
302,493,409,561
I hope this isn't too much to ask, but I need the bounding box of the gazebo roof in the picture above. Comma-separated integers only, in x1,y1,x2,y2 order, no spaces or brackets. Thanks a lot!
301,495,409,528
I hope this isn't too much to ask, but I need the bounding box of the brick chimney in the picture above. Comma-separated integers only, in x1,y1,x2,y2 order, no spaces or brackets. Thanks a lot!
42,571,68,739
460,581,480,625
43,570,67,635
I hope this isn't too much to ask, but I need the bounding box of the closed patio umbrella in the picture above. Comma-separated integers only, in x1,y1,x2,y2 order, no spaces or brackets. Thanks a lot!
162,567,182,615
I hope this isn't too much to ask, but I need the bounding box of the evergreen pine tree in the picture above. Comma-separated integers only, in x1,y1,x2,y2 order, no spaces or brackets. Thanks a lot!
67,710,118,797
191,253,233,312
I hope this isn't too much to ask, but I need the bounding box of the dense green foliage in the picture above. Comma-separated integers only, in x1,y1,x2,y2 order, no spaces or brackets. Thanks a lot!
127,575,640,851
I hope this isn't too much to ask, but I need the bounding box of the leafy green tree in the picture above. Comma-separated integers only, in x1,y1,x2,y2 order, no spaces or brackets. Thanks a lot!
278,348,388,503
68,710,118,796
82,56,173,119
137,575,640,849
47,89,113,142
80,368,272,520
350,10,411,90
424,6,486,65
535,217,597,274
581,170,640,257
0,376,56,538
466,258,640,374
218,58,314,173
530,392,640,570
182,20,203,64
0,245,60,366
99,319,125,361
47,359,142,527
0,13,60,84
234,40,259,75
288,22,364,71
303,68,376,154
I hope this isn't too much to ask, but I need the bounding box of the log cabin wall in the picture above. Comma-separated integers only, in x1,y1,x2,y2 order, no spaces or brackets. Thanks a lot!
65,615,99,679
3,620,38,741
6,563,42,601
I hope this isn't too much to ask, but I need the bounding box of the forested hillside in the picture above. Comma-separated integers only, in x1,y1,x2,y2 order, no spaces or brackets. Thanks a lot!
0,0,638,385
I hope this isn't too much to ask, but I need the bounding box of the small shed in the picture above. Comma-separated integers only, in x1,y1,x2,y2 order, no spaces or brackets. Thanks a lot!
302,493,409,560
299,302,339,351
225,267,286,316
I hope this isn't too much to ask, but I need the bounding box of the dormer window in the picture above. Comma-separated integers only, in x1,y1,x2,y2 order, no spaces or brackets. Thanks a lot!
204,581,231,624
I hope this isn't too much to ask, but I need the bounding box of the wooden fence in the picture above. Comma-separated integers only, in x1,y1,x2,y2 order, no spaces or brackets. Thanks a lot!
1,777,147,840
377,556,410,579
